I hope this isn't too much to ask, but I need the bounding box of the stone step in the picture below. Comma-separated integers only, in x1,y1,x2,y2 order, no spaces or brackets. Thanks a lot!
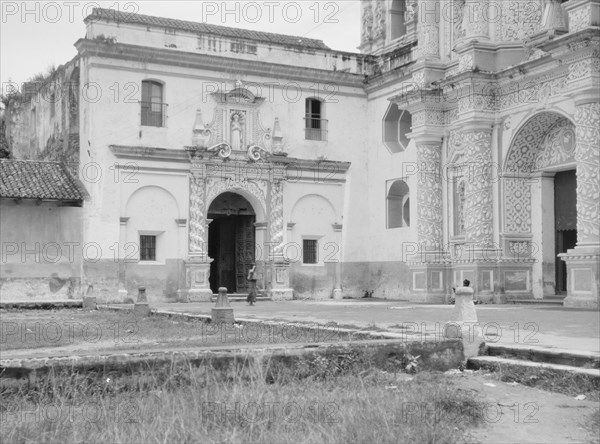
211,294,272,302
485,344,600,368
468,356,600,379
507,298,564,305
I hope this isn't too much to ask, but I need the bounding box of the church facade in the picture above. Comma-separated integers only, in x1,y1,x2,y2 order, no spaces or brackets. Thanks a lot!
3,1,599,308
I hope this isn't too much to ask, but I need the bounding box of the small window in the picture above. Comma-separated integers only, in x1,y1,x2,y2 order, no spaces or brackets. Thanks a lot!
140,235,156,261
207,38,218,51
383,104,412,153
305,98,328,141
141,80,166,127
165,28,176,35
387,180,410,228
303,239,318,264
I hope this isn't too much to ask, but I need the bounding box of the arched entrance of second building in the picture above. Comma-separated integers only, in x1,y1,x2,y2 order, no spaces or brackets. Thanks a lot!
207,192,256,294
504,111,577,298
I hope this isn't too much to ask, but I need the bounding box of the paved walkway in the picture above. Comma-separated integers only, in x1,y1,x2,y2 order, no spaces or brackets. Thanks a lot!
153,299,600,354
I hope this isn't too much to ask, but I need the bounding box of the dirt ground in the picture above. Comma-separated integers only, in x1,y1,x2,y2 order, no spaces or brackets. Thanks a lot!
449,372,599,444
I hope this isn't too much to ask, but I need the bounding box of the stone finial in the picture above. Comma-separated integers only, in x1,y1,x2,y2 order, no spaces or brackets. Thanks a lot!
444,281,484,359
212,287,234,324
215,287,231,307
137,287,147,303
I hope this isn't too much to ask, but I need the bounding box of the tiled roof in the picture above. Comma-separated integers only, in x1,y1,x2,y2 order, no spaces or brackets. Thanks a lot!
0,159,87,201
85,8,330,50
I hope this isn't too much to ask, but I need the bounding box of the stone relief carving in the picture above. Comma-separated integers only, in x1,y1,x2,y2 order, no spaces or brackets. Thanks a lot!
568,57,600,82
189,174,207,254
536,119,576,170
269,181,285,254
496,76,567,111
574,102,600,244
416,143,443,250
504,112,566,173
568,5,592,32
463,130,494,247
205,176,267,217
362,2,373,43
504,178,532,233
373,2,386,39
497,0,545,41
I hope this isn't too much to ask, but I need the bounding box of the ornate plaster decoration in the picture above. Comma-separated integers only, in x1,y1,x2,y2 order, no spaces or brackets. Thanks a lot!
536,119,576,170
205,176,267,217
269,181,285,254
189,174,207,254
504,178,532,233
463,130,494,247
416,143,443,250
497,0,545,41
574,102,600,244
362,2,373,44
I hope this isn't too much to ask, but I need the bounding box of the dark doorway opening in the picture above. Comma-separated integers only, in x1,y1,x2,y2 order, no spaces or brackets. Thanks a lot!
208,193,256,294
554,170,577,294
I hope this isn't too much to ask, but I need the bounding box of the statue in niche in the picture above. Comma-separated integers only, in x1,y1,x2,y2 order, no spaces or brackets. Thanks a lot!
230,112,244,150
362,4,373,43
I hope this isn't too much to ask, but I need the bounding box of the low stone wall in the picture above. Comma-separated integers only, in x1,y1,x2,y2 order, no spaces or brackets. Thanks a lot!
1,339,464,384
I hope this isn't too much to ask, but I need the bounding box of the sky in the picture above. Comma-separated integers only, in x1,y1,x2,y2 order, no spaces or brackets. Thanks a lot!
0,0,361,90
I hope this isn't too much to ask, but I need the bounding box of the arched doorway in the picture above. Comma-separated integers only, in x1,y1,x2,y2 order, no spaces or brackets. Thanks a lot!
207,192,256,294
503,111,577,298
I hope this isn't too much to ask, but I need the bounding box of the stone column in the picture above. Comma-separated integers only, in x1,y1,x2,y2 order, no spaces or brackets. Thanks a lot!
180,172,213,302
417,0,440,58
561,100,600,308
463,0,489,40
409,136,448,302
268,180,293,300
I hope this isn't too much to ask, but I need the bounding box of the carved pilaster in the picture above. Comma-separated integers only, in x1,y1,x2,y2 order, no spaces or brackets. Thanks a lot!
462,129,494,249
574,101,600,246
417,0,440,58
188,173,208,258
416,142,444,251
269,180,285,255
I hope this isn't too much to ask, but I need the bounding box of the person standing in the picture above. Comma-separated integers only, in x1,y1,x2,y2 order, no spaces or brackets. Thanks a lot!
247,265,257,305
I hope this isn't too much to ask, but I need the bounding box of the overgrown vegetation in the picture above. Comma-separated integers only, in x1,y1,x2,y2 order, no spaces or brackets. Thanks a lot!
0,360,484,443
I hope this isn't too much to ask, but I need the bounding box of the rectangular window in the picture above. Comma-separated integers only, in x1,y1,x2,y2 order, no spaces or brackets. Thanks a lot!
141,80,166,127
140,235,156,261
303,239,318,264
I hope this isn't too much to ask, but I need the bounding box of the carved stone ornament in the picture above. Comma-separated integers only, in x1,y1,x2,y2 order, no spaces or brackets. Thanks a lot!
574,102,600,244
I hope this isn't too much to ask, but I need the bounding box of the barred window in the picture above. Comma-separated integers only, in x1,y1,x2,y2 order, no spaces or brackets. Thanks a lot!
303,239,318,264
140,235,156,261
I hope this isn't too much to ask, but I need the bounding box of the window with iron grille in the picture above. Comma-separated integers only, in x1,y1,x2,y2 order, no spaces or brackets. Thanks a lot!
140,235,156,261
141,80,166,127
303,239,318,264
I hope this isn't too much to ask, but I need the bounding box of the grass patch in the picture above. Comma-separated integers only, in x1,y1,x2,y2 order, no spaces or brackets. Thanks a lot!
1,359,484,443
0,309,368,354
